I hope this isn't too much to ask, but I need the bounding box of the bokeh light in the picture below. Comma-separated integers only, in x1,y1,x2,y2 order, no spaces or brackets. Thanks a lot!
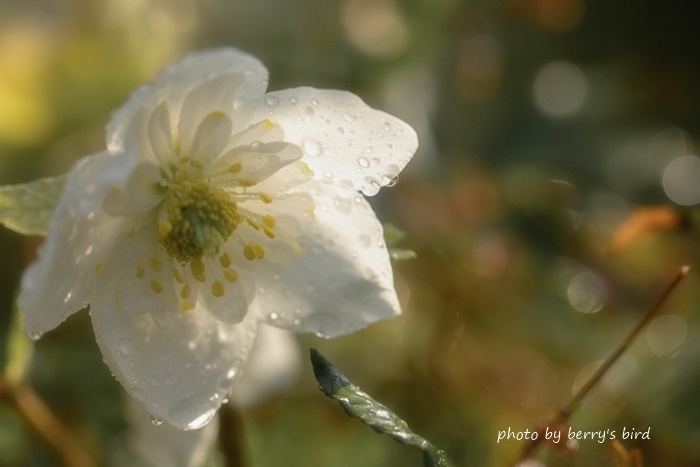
646,314,687,357
533,61,587,116
662,154,700,205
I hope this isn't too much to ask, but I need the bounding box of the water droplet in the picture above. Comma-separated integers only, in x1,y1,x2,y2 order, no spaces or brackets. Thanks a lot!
358,234,372,249
151,417,164,426
269,312,279,321
265,96,279,106
289,97,298,106
354,196,363,204
384,175,399,187
250,140,262,149
29,331,43,341
363,146,374,154
323,170,334,179
302,138,323,157
336,179,356,198
119,337,135,356
311,98,319,106
357,157,370,168
167,394,220,430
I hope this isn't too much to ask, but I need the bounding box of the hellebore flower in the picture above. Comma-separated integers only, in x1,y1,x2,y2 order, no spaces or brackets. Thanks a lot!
18,48,417,429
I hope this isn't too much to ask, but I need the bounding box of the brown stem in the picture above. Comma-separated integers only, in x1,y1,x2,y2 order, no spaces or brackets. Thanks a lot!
0,378,97,467
218,403,247,467
516,265,691,464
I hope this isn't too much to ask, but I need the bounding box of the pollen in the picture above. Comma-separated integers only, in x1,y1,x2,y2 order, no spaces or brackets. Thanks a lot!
243,243,266,261
224,269,238,283
136,266,145,279
151,280,163,294
149,256,162,272
211,281,225,297
180,283,191,299
259,193,273,204
219,252,232,268
190,259,206,282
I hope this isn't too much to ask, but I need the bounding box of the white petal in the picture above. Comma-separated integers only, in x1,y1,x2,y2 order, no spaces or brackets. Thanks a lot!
212,141,302,187
102,161,163,216
108,48,269,154
251,182,400,337
148,101,176,166
242,87,418,196
126,398,217,467
189,112,232,164
230,325,301,408
19,151,127,336
92,276,258,430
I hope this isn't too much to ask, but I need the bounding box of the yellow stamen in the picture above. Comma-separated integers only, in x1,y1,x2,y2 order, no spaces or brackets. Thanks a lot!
259,193,273,204
224,269,238,283
191,259,206,282
136,266,145,279
219,252,232,268
180,283,191,299
149,256,162,272
212,281,225,297
228,162,242,174
151,280,163,294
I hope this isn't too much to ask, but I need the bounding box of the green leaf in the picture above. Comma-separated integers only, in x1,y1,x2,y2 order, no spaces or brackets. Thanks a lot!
310,349,454,467
389,247,418,262
0,175,65,236
383,222,407,247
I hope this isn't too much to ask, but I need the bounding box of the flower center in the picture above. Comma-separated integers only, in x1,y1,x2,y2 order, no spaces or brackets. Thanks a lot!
157,177,243,263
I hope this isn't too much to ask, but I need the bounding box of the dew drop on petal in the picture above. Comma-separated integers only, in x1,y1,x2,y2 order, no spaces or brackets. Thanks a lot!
336,179,356,198
289,97,298,106
167,394,220,430
29,331,43,341
357,157,370,168
302,138,323,157
311,98,319,106
382,175,399,187
358,233,372,248
264,96,279,106
151,417,164,426
119,337,135,356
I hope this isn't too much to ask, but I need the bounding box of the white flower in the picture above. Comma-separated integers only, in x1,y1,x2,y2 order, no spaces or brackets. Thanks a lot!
19,48,417,429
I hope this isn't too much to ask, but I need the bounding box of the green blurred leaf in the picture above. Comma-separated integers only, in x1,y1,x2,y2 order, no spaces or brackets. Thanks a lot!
0,175,65,236
310,349,454,467
383,222,408,247
389,247,418,262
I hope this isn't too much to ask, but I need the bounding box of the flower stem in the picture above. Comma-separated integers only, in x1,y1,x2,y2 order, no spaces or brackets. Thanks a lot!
0,378,97,467
516,265,691,464
218,403,247,467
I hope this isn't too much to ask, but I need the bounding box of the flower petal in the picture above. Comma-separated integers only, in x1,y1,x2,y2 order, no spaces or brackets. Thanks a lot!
243,87,418,196
126,398,217,467
108,48,269,154
19,151,127,336
212,141,303,188
230,324,301,408
92,276,258,430
251,182,400,337
189,112,233,164
102,161,163,216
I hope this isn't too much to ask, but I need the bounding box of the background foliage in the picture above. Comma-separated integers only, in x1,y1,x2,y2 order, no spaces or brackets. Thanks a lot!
1,0,699,465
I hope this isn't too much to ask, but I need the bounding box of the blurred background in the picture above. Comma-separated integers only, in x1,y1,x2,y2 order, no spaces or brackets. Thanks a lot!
1,0,700,465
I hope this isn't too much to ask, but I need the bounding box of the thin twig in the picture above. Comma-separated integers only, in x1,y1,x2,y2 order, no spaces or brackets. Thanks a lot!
516,265,691,464
0,378,97,467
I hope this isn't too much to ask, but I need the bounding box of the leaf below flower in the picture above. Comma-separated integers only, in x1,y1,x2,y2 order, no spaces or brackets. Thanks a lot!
310,349,453,467
0,175,66,236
